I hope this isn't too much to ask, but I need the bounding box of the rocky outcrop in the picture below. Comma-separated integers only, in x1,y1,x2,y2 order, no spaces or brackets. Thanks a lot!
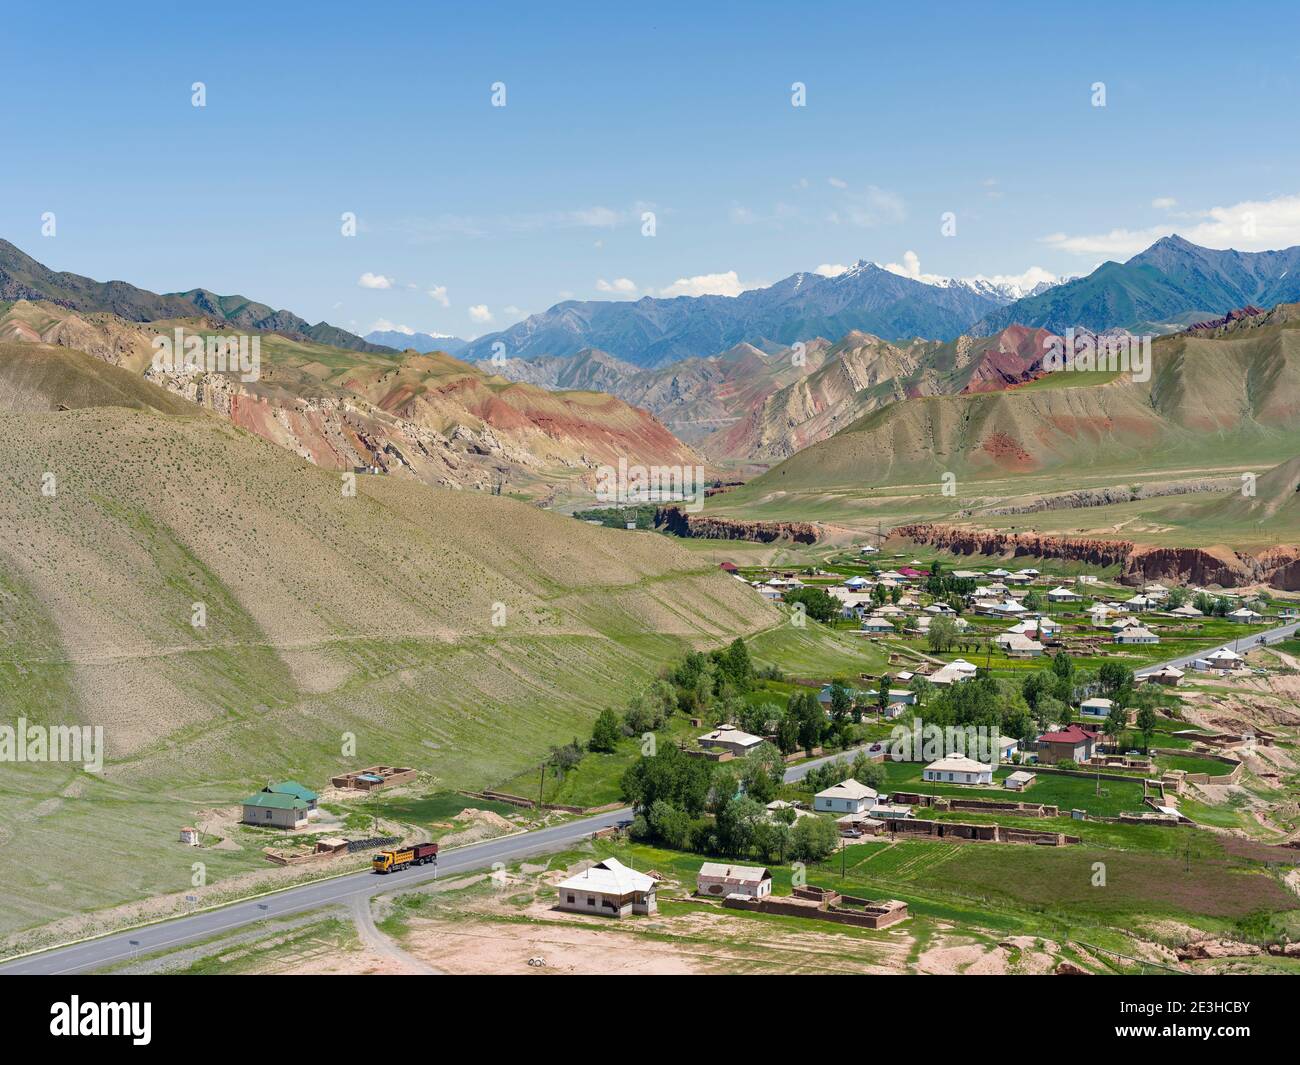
895,524,1133,569
655,506,820,543
896,523,1300,590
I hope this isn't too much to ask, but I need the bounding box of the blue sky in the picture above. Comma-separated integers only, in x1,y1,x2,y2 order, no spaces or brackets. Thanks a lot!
4,0,1300,339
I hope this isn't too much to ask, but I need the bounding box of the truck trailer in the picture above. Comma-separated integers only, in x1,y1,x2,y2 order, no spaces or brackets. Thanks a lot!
371,842,439,874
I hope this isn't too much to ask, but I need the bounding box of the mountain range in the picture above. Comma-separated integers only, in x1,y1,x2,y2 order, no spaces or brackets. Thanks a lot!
468,236,1300,368
364,328,470,356
0,239,392,354
972,235,1300,336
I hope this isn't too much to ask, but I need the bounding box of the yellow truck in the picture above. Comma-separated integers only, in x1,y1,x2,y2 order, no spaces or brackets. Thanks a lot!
371,842,439,874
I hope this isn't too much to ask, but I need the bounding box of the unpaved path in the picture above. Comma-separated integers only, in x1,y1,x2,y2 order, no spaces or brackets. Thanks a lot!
348,895,442,975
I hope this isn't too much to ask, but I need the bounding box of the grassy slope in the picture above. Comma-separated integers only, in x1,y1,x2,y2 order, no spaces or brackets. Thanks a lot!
706,315,1300,550
0,399,775,936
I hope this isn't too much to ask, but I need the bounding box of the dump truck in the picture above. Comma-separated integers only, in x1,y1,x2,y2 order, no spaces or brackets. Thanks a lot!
371,842,439,874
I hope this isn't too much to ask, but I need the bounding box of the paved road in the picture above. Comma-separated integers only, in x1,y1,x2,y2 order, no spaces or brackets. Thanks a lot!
0,750,857,975
10,622,1292,976
1134,620,1299,677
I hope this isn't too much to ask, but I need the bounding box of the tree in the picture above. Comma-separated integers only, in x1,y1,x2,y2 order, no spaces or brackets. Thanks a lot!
647,799,691,848
828,680,852,722
1105,704,1129,746
1135,704,1158,752
1023,590,1044,613
876,674,893,718
783,586,839,623
1098,662,1135,699
776,711,800,755
910,676,933,708
589,708,623,753
927,615,958,654
715,637,755,692
740,742,784,804
790,815,839,862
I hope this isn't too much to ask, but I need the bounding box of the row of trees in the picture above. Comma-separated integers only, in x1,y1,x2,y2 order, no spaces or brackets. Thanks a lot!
623,742,839,863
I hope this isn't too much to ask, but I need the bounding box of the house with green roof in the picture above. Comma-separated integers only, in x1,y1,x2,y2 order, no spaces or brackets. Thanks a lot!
241,790,310,829
264,780,318,811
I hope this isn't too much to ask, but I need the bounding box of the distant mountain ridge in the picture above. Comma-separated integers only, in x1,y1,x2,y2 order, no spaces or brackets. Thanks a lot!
0,238,391,353
974,235,1300,336
465,260,1016,368
365,328,470,356
467,236,1300,368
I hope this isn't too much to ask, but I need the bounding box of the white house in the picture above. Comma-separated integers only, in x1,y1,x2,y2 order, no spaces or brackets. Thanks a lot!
1201,647,1245,670
997,633,1045,658
697,724,764,756
1080,697,1114,719
813,778,878,814
860,616,896,635
1169,603,1204,618
1115,626,1160,645
697,863,772,899
1228,607,1264,624
929,658,978,686
844,575,870,590
557,858,658,918
923,756,993,785
1125,594,1156,612
1047,586,1083,603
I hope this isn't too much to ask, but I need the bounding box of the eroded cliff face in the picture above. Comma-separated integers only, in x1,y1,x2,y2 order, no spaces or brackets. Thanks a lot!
655,506,820,543
894,524,1133,569
896,523,1300,590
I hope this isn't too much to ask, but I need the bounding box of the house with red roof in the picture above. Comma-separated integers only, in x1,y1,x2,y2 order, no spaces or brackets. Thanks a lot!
1036,724,1098,765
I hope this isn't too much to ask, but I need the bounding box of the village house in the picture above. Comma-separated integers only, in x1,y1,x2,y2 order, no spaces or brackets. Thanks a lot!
263,780,319,817
859,616,896,635
697,862,772,899
698,724,765,756
1036,724,1097,765
1047,586,1083,603
1115,625,1160,645
923,755,993,785
241,791,310,829
814,778,878,814
1169,603,1204,618
1201,647,1245,671
997,633,1045,658
557,858,657,918
929,659,978,686
1005,770,1037,791
1147,665,1185,686
1079,697,1113,720
1228,607,1264,624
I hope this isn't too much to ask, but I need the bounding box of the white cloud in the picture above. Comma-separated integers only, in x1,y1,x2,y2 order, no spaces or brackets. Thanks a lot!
1043,193,1300,256
369,319,415,335
596,277,637,294
427,284,449,307
658,270,749,298
468,304,493,323
882,250,940,283
830,185,907,228
828,176,848,189
358,272,394,290
881,251,1057,294
814,263,850,277
1152,196,1177,210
